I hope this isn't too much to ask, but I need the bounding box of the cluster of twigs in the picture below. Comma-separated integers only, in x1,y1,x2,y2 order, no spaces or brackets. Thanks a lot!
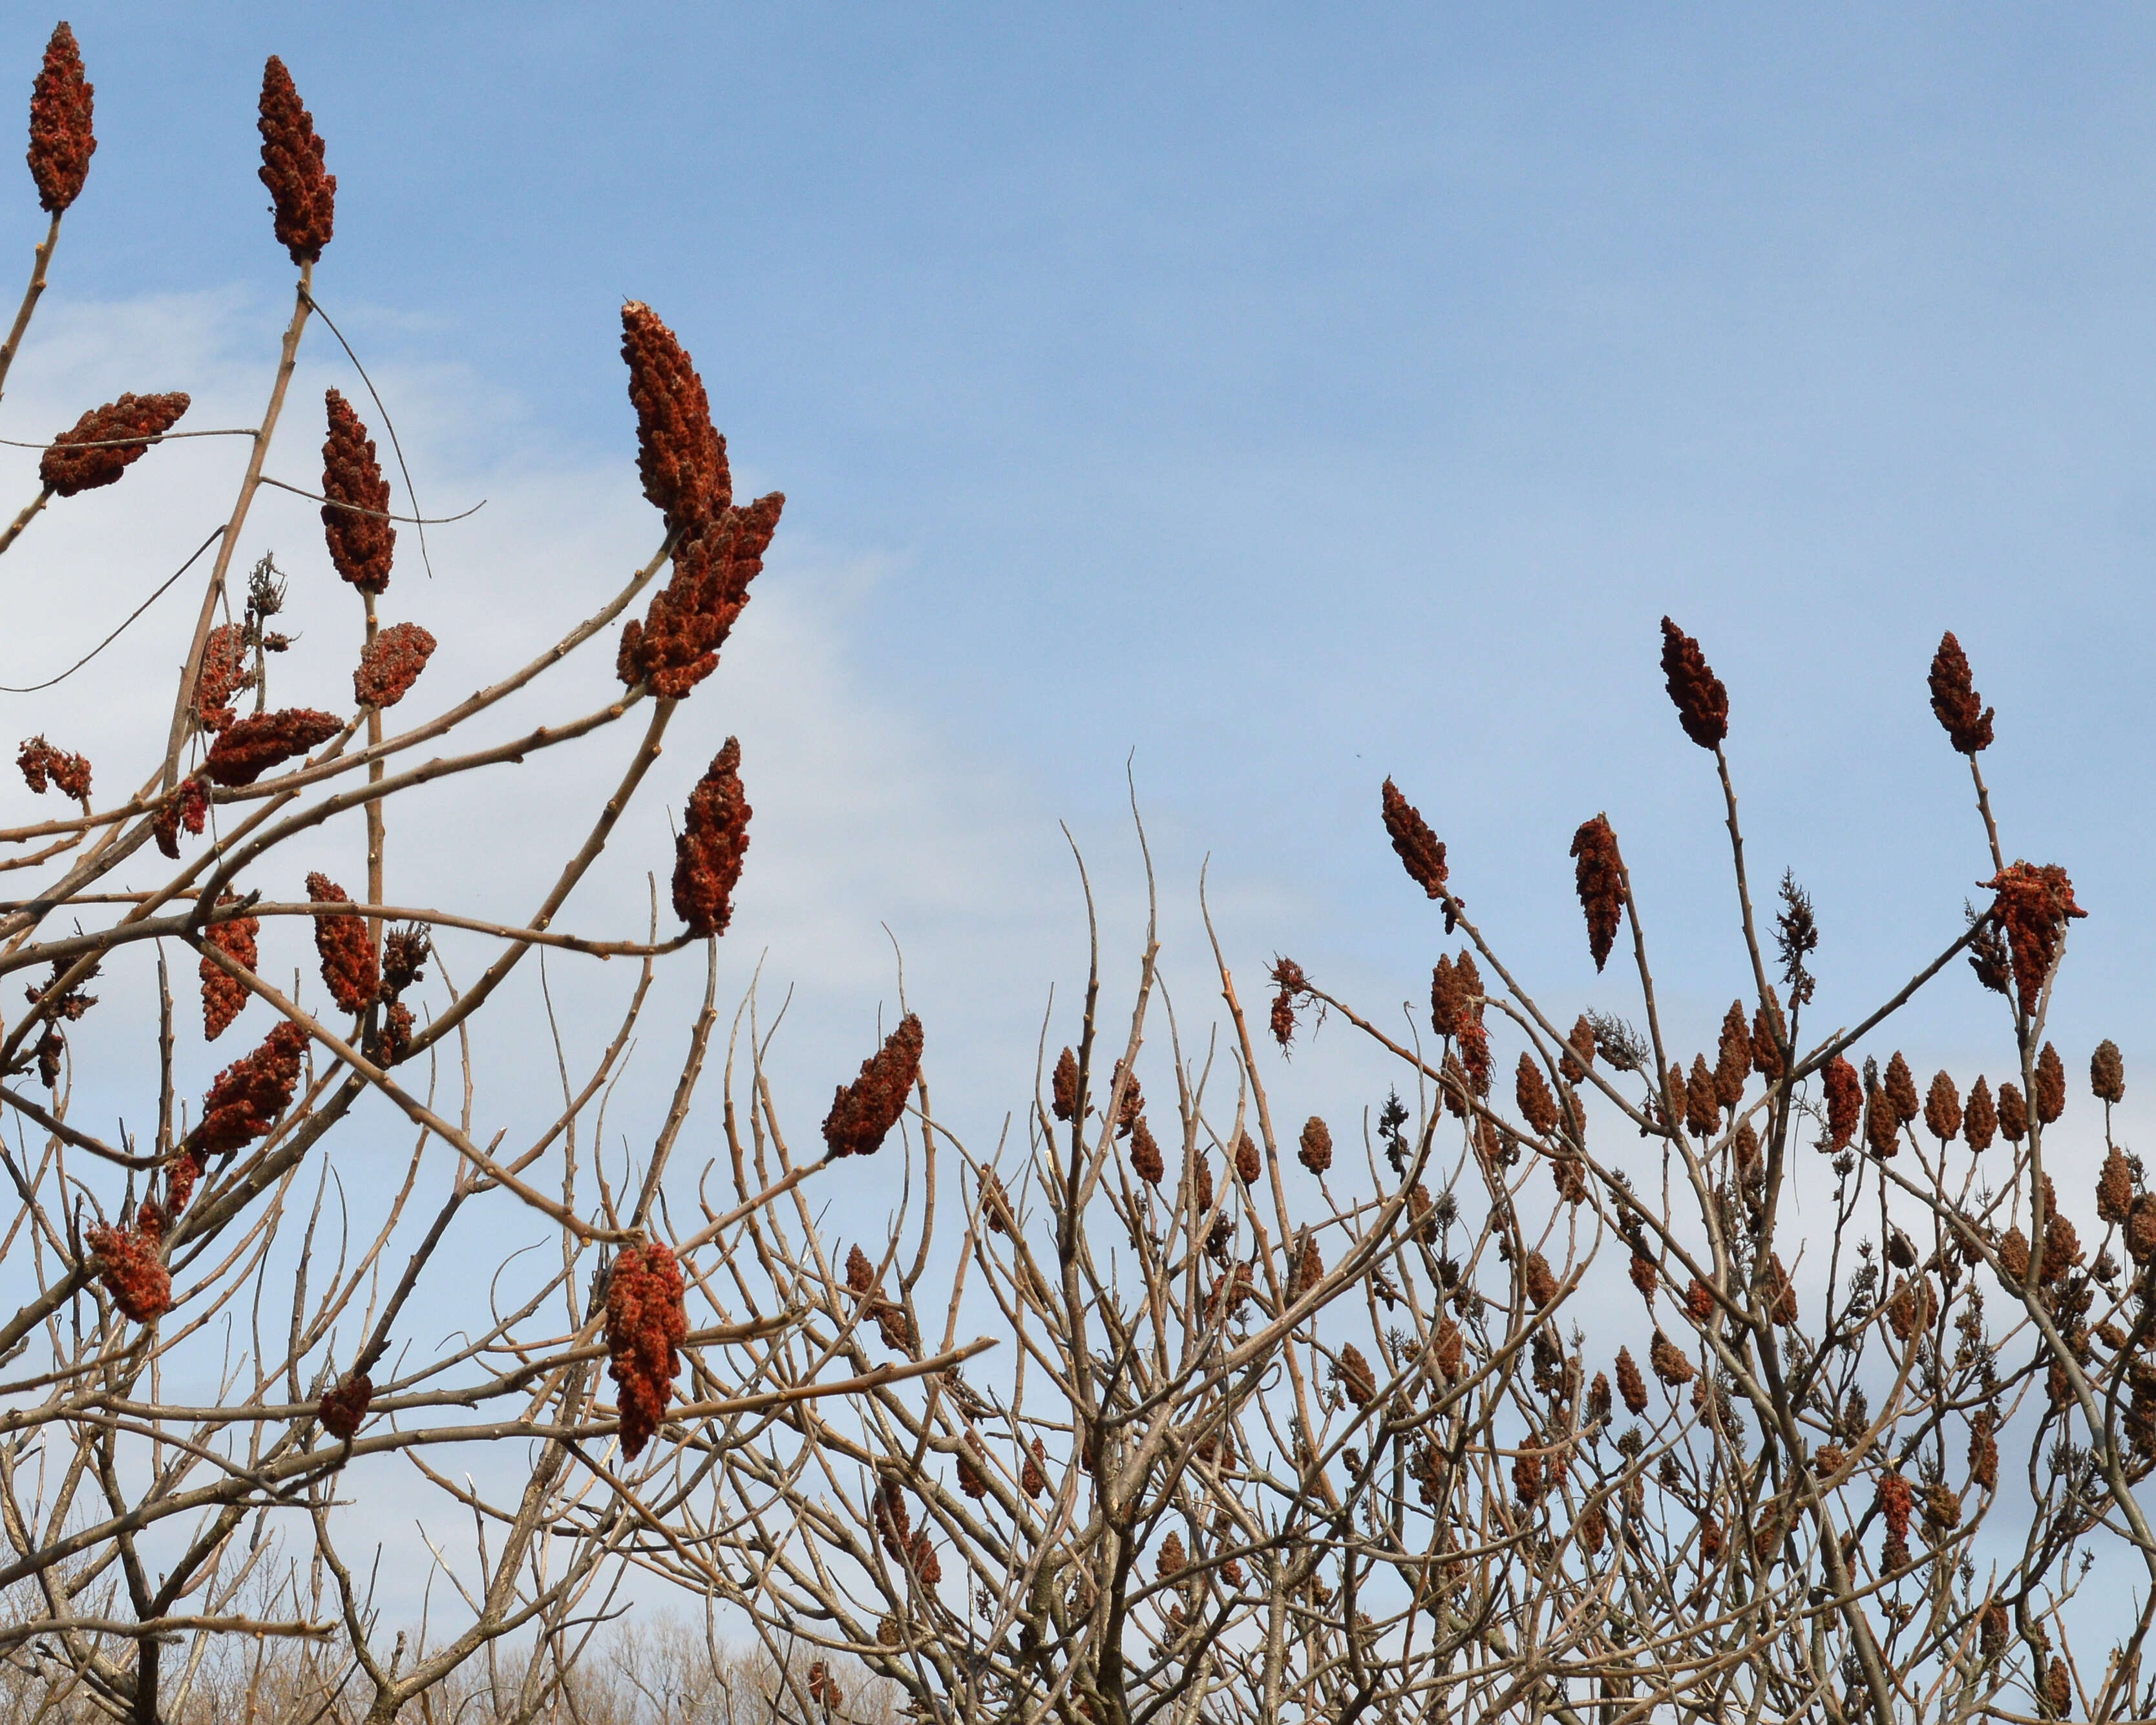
0,26,980,1725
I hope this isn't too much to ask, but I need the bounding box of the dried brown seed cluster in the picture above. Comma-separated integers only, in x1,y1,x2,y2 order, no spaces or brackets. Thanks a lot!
604,1240,687,1461
1429,951,1490,1096
805,1663,844,1709
1569,814,1623,971
617,493,783,697
1658,616,1728,750
40,390,188,496
1337,1344,1375,1408
17,735,89,801
1050,1046,1079,1122
198,1021,306,1155
257,57,333,265
1298,1115,1332,1174
1649,1330,1695,1386
670,737,750,938
1713,1002,1749,1109
1822,1056,1861,1151
204,708,342,787
1998,1081,2027,1143
2097,1149,2133,1224
305,873,377,1013
319,1369,372,1440
1616,1346,1647,1413
1524,1251,1558,1308
1883,1053,1918,1124
2035,1041,2066,1126
1865,1082,1901,1159
1232,1130,1262,1185
200,895,259,1041
823,1014,924,1158
1129,1116,1164,1185
620,301,729,533
1267,956,1307,1051
27,23,93,214
353,620,435,709
2093,1038,2126,1105
1380,778,1453,924
1685,1055,1718,1139
86,1217,169,1324
1927,631,1994,753
1978,861,2086,1015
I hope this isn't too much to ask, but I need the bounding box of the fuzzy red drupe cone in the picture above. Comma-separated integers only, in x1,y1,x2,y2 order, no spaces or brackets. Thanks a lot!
353,620,435,710
823,1014,924,1158
27,23,92,214
1821,1055,1861,1152
1964,1075,1997,1150
1524,1250,1559,1308
1298,1114,1332,1174
671,737,750,938
605,1240,688,1461
1380,778,1456,927
1569,814,1623,971
305,873,377,1013
258,57,333,265
1658,617,1728,750
1616,1346,1648,1414
17,736,89,801
1927,631,1994,754
1998,1081,2028,1143
164,1148,204,1218
2034,1041,2066,1126
204,708,342,787
40,390,188,496
1864,1084,1901,1159
1713,1002,1750,1110
1883,1053,1918,1124
200,894,259,1041
1685,1055,1718,1140
195,622,249,732
198,1021,306,1155
87,1217,169,1323
1923,1070,1961,1144
1978,861,2086,1015
1516,1055,1559,1136
2097,1148,2133,1225
618,492,783,698
319,1368,372,1440
321,388,393,591
1232,1130,1262,1185
621,301,730,534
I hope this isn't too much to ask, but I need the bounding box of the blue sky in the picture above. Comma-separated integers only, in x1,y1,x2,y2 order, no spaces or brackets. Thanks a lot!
10,1,2155,1143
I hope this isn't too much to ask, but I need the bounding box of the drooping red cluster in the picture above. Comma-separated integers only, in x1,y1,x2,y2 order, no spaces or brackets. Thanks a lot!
1978,861,2087,1015
17,736,89,801
40,391,189,496
353,620,434,709
1380,778,1453,924
198,1021,307,1154
200,895,260,1041
195,623,250,732
1658,616,1729,750
620,301,730,534
617,493,784,697
305,873,377,1013
605,1239,688,1461
319,1368,372,1440
671,737,750,937
1569,814,1623,971
203,708,342,787
1821,1055,1861,1151
86,1216,171,1323
321,389,394,591
1927,631,1994,754
152,774,210,858
257,57,333,265
823,1015,924,1158
26,23,94,214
